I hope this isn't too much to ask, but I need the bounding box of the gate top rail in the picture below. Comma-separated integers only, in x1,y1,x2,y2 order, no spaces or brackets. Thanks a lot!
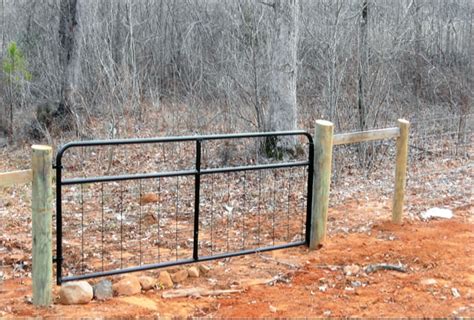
56,130,312,161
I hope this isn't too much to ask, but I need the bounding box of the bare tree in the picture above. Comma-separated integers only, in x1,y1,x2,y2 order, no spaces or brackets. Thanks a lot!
413,0,423,101
1,0,5,54
57,0,82,130
357,0,369,133
266,0,299,156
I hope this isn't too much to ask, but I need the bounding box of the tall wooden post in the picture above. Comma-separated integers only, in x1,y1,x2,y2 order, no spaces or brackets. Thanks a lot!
310,120,334,249
392,119,410,224
32,145,53,306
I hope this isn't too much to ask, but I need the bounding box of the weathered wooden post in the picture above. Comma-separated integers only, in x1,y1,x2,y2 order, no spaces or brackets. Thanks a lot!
392,119,410,224
32,145,53,306
310,120,334,249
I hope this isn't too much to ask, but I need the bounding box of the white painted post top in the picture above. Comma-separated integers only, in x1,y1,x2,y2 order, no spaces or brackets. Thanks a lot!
32,145,52,151
316,120,334,127
397,119,410,124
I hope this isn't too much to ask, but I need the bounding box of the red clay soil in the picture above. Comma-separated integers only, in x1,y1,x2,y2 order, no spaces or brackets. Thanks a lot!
1,213,472,318
217,219,473,318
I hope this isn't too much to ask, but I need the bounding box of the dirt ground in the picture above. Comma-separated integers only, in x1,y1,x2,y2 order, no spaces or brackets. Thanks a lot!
0,201,472,318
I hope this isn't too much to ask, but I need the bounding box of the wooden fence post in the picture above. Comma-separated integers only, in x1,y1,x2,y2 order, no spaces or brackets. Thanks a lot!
310,120,334,250
32,145,53,307
392,119,410,224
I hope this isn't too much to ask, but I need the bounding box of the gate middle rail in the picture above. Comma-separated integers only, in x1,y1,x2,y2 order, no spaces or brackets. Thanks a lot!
55,131,314,284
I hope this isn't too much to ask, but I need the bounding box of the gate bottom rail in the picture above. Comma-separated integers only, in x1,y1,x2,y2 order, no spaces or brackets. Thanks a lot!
60,241,305,283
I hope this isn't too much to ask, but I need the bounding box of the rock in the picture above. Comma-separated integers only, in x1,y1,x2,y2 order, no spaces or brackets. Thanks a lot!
351,281,362,287
269,305,277,313
93,279,113,300
188,266,200,278
343,264,360,276
113,276,142,296
59,281,93,305
171,270,188,283
199,264,211,274
157,271,174,289
139,276,156,291
451,288,461,298
420,207,453,220
420,278,437,286
140,193,160,205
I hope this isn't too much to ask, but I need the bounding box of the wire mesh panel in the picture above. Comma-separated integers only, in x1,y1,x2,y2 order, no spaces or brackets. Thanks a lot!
407,114,473,216
55,131,313,284
329,138,398,234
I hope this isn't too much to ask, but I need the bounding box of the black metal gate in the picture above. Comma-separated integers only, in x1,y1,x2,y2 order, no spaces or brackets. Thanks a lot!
55,131,314,284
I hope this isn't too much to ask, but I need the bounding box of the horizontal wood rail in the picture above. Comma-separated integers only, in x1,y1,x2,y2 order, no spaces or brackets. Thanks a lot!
0,169,58,188
0,169,33,187
333,127,400,146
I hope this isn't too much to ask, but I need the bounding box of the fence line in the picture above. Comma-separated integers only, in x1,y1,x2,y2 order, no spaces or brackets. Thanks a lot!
0,119,412,307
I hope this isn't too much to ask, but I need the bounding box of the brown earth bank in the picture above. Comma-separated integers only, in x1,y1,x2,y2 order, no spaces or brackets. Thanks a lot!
0,212,472,318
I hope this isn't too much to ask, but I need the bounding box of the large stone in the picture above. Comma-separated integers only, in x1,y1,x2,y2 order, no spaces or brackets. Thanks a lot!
157,271,173,289
171,270,188,284
188,266,200,278
421,207,453,220
113,276,142,296
139,276,156,291
199,264,211,275
59,281,93,305
93,279,113,301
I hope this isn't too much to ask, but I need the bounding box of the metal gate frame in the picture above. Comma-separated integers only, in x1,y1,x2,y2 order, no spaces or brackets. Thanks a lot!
55,131,314,284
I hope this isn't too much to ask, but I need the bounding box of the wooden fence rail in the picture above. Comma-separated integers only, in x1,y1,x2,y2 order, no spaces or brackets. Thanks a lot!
0,169,33,187
333,127,400,145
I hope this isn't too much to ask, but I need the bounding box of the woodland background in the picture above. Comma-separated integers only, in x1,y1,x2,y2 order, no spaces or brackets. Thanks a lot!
0,0,472,143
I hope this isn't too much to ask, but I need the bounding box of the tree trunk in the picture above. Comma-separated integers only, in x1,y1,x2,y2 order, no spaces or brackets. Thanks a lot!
357,0,368,133
413,0,422,100
1,0,5,54
357,0,369,167
266,0,299,157
112,0,124,68
57,0,82,130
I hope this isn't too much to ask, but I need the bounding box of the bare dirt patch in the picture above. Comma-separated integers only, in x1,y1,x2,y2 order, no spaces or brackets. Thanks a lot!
0,203,472,318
